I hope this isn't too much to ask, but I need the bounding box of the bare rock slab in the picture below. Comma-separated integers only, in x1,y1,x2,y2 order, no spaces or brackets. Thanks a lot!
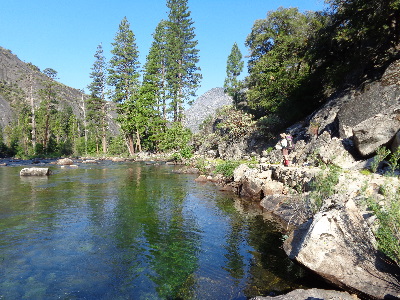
251,288,359,300
20,167,51,176
353,104,400,156
283,198,400,299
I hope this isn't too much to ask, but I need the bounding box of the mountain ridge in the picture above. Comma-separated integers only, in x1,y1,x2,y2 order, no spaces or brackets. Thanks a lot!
0,46,118,134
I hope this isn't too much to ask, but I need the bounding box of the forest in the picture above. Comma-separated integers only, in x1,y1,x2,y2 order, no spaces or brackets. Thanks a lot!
0,0,399,159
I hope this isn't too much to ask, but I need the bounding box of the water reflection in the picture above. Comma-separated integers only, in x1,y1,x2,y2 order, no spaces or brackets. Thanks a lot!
0,162,316,299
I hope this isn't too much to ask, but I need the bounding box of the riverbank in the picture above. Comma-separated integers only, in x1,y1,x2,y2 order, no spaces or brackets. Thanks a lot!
182,155,400,299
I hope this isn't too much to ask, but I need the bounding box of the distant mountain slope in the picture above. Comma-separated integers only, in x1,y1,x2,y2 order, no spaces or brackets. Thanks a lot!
0,46,118,133
183,87,233,133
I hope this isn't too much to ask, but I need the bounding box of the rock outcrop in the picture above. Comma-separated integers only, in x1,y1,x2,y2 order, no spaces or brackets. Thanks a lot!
221,159,400,298
353,104,400,156
305,59,400,157
183,87,233,134
20,167,51,176
283,198,400,299
251,288,358,300
191,57,400,300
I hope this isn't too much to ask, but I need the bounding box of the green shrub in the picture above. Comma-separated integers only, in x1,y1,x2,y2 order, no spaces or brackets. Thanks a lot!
370,147,390,173
159,122,192,152
179,145,193,159
195,158,208,173
359,169,372,176
214,106,255,139
365,189,400,265
308,165,341,213
388,148,400,175
214,160,241,178
108,135,129,156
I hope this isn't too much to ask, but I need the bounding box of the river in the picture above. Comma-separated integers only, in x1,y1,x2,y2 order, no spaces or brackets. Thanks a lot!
0,161,323,299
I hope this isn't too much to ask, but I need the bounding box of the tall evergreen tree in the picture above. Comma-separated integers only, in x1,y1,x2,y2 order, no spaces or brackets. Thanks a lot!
143,20,169,120
87,43,108,154
165,0,202,122
38,68,59,152
139,20,170,150
108,16,141,155
224,42,244,105
108,16,141,104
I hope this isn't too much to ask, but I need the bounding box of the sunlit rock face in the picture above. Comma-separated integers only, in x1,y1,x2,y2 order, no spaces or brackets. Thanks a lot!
283,198,400,299
183,87,233,134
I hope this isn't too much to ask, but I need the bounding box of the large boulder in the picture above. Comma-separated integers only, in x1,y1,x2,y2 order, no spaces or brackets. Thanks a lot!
20,167,51,176
266,164,319,192
283,198,400,299
251,288,358,300
305,59,400,145
233,164,250,182
336,59,400,138
312,132,357,167
236,165,264,199
260,194,309,227
391,130,400,153
353,104,400,156
57,158,74,165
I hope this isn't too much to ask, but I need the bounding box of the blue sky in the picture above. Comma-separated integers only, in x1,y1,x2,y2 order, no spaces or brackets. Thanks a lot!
0,0,326,99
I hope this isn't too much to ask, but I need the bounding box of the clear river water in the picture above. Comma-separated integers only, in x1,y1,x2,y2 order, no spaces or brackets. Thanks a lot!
0,161,324,299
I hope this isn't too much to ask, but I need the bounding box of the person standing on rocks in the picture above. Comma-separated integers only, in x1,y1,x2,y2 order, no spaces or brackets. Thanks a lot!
276,133,292,166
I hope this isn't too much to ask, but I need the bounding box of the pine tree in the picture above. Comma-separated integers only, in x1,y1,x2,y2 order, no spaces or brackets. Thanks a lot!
38,68,59,152
108,16,141,155
224,42,244,104
87,43,108,154
143,20,169,120
165,0,202,122
139,20,170,150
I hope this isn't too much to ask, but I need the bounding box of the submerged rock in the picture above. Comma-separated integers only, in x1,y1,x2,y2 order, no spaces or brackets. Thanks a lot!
20,167,51,176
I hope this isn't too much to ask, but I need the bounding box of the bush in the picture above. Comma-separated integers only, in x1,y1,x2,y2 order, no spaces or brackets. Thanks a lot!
108,135,129,156
308,165,341,213
387,148,400,175
214,106,256,140
370,147,390,173
171,145,194,162
214,160,241,178
159,122,192,152
195,158,208,174
365,188,400,265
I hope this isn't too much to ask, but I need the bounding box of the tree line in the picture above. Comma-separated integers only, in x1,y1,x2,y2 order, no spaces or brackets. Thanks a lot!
0,0,200,158
77,0,201,157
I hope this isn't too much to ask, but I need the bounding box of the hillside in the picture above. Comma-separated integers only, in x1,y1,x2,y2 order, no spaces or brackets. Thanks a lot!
0,46,118,133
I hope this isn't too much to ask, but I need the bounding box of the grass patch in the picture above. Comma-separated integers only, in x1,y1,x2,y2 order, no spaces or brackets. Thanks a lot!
308,164,341,213
365,187,400,265
214,160,241,178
